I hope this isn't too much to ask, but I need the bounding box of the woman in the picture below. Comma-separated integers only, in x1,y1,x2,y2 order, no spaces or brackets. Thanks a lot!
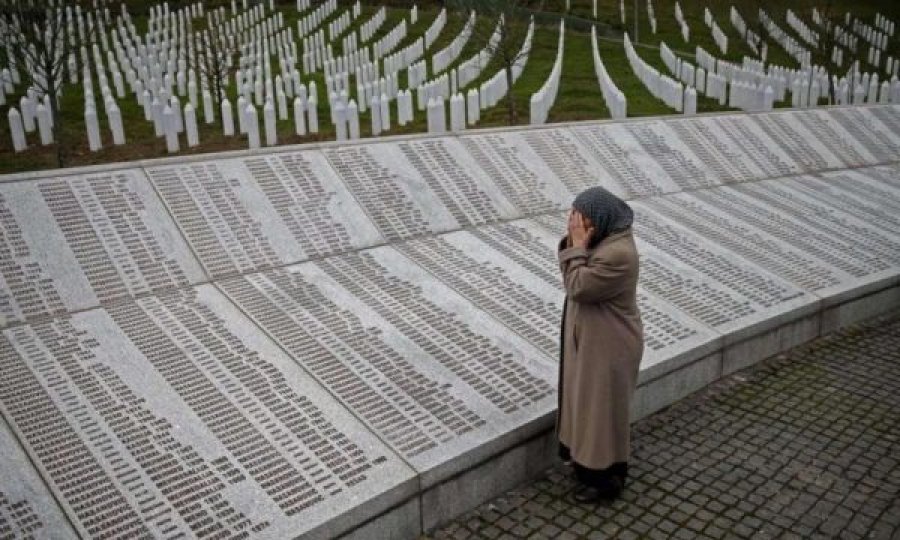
557,186,644,503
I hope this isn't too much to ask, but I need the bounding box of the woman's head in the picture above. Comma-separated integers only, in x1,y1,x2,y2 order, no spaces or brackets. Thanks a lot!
572,187,634,248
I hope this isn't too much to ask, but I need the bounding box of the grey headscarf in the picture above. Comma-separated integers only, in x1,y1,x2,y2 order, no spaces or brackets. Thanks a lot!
572,187,633,249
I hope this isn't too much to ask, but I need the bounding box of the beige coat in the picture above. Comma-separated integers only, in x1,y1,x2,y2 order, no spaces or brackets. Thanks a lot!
557,228,644,470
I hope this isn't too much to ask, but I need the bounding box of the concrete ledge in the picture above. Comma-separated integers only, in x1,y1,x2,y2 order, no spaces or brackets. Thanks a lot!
722,312,822,376
820,285,900,334
365,282,900,538
339,498,421,540
633,352,723,421
418,429,557,532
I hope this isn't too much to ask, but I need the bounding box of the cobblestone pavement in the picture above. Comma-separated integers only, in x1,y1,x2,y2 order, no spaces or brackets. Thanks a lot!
425,312,900,540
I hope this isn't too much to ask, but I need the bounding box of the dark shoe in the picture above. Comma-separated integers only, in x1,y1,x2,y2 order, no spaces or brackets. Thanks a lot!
572,479,622,503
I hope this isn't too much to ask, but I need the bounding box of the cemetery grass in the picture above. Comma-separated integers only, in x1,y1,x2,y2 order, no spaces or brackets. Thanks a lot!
3,0,900,175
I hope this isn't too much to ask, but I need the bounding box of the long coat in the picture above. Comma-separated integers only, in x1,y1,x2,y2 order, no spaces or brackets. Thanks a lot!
557,228,644,470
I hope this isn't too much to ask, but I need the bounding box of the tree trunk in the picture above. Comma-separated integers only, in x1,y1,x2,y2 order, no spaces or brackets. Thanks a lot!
504,63,517,125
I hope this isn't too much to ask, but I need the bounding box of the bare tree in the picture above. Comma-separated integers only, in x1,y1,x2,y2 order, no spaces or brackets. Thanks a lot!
0,0,90,166
447,0,534,125
805,0,839,103
191,8,236,123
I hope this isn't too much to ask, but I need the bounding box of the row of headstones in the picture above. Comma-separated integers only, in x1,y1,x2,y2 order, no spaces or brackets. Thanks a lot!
296,0,337,40
431,10,475,76
704,8,728,55
325,6,355,43
267,3,506,143
695,46,816,102
456,17,502,89
383,31,426,74
691,40,899,111
624,33,688,113
590,26,627,119
730,7,763,58
691,48,777,105
424,8,448,51
332,13,530,131
786,9,819,49
370,19,407,61
69,2,450,152
3,0,405,155
819,12,859,55
674,2,690,42
853,17,892,51
319,6,421,105
759,9,812,67
646,0,658,35
7,0,304,153
359,6,387,43
4,0,178,150
872,13,896,37
530,21,565,125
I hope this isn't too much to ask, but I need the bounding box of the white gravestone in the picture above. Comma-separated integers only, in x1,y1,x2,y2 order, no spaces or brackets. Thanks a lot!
347,99,360,140
86,106,102,151
307,94,319,133
8,108,27,152
371,94,382,136
264,99,278,146
246,104,261,149
108,103,125,145
184,103,199,147
163,105,180,153
294,96,307,136
222,98,236,136
36,104,53,145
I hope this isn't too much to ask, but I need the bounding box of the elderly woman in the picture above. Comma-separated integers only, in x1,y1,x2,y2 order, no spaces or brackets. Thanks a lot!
557,186,644,503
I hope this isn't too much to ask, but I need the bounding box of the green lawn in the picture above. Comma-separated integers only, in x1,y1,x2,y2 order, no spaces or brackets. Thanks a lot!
2,0,899,174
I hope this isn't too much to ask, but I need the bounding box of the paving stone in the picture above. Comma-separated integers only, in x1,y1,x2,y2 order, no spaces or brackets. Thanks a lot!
428,314,900,540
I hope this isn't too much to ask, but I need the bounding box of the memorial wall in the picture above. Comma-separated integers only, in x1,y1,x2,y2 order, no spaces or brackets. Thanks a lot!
1,105,899,539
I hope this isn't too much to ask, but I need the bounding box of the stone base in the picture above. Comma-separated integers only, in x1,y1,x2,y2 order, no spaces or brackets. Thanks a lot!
820,285,900,334
722,313,822,376
419,430,557,532
632,352,722,421
340,498,421,540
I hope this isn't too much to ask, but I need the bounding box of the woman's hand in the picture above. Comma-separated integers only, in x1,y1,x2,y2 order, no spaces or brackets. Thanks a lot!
568,210,595,249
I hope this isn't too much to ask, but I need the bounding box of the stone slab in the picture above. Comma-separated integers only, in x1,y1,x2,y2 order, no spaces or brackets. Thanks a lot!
622,119,722,190
633,236,819,342
0,285,414,539
789,109,878,167
0,169,205,327
801,172,900,239
321,138,519,242
662,116,769,183
0,418,78,539
749,110,843,171
515,126,625,197
654,186,898,306
704,113,803,178
728,180,900,303
824,107,900,164
217,246,558,490
144,151,384,278
630,199,821,345
456,130,580,214
859,105,900,148
567,123,681,198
